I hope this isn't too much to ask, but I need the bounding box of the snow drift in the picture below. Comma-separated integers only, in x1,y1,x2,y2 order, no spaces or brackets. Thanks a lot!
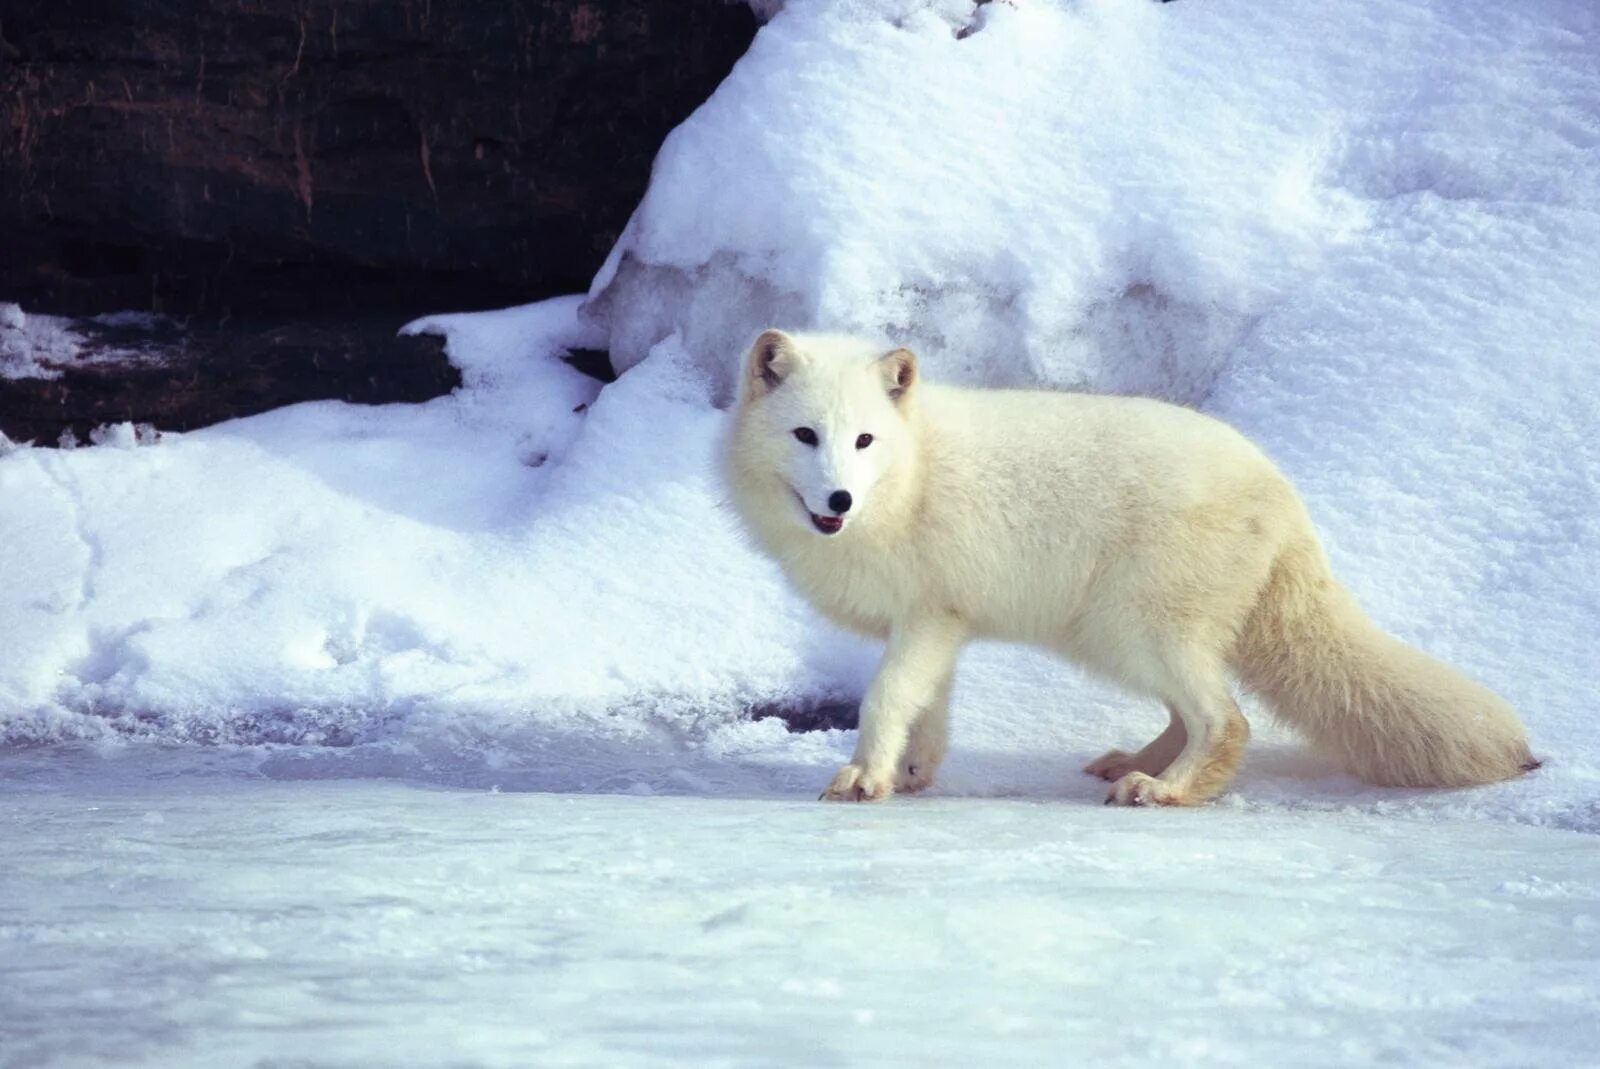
619,0,1594,401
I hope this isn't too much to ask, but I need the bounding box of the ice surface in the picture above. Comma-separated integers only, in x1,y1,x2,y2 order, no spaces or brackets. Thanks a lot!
3,755,1598,1067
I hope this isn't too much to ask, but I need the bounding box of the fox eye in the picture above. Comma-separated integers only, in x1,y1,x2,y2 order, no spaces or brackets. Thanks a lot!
855,433,874,449
792,427,818,446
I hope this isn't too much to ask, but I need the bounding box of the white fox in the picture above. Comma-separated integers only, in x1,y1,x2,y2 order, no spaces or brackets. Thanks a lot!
723,330,1537,805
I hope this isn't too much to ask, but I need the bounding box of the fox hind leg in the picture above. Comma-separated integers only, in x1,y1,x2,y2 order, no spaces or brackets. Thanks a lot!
1085,705,1187,782
1107,653,1250,807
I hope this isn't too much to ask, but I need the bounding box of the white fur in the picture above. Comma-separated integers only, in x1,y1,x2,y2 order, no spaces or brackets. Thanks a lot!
725,331,1537,806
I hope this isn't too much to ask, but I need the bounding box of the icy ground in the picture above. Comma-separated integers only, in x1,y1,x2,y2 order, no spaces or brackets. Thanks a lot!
4,752,1599,1068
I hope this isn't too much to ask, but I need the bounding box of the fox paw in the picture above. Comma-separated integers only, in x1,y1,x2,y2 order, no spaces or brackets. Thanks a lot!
1105,771,1183,807
1084,748,1140,781
820,763,894,803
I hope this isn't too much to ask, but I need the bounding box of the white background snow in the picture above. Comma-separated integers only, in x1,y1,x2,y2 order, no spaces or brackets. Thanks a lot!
3,0,1598,1064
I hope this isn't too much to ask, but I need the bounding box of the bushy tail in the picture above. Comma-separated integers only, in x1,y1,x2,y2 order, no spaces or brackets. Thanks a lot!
1234,538,1536,787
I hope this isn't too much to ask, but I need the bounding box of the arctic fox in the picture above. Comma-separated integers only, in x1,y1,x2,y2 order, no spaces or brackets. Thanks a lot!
724,330,1537,805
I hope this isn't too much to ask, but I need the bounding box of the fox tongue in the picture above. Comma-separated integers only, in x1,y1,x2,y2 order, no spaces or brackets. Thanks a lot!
812,514,843,534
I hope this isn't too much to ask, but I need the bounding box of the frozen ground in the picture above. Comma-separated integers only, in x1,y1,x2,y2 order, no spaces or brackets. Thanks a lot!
3,0,1599,1062
4,752,1599,1068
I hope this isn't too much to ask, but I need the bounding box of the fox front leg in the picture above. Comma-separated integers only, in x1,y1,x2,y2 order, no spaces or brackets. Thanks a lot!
822,615,965,802
898,675,953,793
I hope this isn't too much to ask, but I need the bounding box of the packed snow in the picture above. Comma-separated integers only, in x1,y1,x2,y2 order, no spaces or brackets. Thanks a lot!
3,0,1599,1061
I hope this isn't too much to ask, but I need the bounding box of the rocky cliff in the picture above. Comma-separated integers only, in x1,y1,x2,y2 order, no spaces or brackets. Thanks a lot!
0,1,756,441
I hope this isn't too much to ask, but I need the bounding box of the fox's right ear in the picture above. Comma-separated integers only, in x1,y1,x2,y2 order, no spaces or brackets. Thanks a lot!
744,329,802,399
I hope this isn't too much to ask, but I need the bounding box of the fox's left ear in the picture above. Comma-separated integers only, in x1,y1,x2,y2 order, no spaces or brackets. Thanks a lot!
879,347,917,406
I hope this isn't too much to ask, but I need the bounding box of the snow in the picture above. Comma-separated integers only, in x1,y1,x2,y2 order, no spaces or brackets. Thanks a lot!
587,0,1376,399
0,302,174,381
3,0,1600,1058
1,302,66,379
596,0,1598,404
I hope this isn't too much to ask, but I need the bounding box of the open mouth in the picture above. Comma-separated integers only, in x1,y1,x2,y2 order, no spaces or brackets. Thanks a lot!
810,513,844,535
790,487,845,536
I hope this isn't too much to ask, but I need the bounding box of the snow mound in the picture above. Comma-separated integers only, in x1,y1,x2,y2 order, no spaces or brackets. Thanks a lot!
0,300,868,793
586,0,1597,405
584,0,1381,401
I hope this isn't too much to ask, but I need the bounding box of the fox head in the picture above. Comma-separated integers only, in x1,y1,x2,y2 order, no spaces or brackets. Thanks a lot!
728,329,919,539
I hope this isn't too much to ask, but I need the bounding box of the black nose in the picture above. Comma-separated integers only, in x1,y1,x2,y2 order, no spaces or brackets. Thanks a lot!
828,490,853,515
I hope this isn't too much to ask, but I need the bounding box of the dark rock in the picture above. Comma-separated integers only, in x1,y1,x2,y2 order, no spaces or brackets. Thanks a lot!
561,347,616,383
0,1,758,321
0,313,461,445
749,699,860,734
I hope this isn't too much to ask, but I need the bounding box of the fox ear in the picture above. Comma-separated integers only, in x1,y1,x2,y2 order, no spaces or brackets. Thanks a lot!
879,347,917,405
745,330,802,399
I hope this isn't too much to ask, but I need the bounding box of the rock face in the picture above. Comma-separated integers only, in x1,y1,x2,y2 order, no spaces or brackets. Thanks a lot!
0,1,758,320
